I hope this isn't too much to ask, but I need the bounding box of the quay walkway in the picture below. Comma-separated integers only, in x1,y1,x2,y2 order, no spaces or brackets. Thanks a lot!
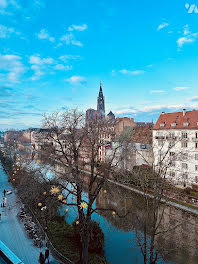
0,163,58,264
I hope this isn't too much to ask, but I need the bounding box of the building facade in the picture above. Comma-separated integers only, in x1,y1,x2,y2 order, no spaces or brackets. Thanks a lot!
86,82,106,125
153,109,198,186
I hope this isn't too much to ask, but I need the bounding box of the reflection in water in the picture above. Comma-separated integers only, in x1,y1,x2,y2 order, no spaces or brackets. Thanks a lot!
37,154,198,264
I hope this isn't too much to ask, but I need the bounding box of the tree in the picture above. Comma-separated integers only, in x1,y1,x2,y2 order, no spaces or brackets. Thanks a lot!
31,109,131,264
129,137,183,264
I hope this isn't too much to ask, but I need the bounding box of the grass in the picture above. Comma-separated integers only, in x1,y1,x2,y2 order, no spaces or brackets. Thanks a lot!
47,216,109,264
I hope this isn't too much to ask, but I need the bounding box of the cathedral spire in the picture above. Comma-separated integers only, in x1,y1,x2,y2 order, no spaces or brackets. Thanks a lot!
97,82,105,118
99,81,102,92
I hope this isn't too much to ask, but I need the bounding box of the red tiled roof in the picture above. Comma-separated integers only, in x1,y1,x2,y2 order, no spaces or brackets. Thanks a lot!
153,110,198,130
131,126,152,144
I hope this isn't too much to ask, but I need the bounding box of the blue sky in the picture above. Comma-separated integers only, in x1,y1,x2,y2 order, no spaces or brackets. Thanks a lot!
1,0,198,129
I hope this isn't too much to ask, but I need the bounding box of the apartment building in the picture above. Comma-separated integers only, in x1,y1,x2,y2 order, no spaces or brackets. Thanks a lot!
98,117,136,162
153,109,198,186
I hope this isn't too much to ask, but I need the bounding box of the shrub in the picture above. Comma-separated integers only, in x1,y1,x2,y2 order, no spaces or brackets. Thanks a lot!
183,187,192,195
72,219,105,254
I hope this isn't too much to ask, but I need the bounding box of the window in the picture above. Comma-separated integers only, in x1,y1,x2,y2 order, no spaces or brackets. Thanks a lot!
182,153,188,160
182,163,188,169
169,132,175,138
195,154,198,160
181,142,188,148
195,176,198,183
140,144,147,149
182,132,188,139
170,171,175,177
195,165,198,171
158,140,163,146
196,143,198,149
157,132,163,137
183,173,188,179
170,152,175,157
171,123,177,127
170,161,175,167
196,132,198,139
183,122,189,127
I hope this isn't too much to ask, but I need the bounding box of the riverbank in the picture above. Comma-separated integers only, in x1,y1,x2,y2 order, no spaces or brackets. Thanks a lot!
81,167,198,216
0,163,57,264
1,158,109,264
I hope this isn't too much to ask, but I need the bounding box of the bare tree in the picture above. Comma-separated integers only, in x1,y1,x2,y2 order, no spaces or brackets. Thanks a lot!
128,137,184,264
29,109,131,264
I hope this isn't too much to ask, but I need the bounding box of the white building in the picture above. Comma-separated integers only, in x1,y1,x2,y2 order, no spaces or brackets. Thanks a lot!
153,109,198,187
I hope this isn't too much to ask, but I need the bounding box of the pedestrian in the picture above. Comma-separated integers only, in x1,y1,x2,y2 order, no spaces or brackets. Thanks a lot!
45,248,50,263
3,189,6,196
39,252,45,264
4,197,7,207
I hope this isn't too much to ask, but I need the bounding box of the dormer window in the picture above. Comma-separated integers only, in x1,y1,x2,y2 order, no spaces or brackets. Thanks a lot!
171,123,177,127
183,122,189,127
160,122,165,127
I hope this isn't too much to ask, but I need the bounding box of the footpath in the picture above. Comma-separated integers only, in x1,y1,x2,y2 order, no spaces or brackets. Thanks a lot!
82,168,198,216
0,163,58,264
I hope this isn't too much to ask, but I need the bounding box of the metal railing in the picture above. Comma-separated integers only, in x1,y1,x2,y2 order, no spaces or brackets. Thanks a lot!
19,199,75,264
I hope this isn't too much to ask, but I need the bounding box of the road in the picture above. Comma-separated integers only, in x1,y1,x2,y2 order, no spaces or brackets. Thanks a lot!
0,163,58,264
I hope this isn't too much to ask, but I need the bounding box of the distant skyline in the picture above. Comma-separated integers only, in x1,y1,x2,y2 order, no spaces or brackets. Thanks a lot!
1,0,198,129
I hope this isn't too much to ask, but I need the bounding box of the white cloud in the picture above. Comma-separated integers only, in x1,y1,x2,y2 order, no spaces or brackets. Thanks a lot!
157,22,169,31
60,33,83,47
30,65,44,80
37,29,55,42
186,96,198,102
29,55,54,65
141,104,186,112
65,75,85,84
0,0,20,14
115,109,138,114
0,54,25,82
177,25,198,48
59,55,80,62
183,24,190,36
0,0,7,8
174,86,189,91
29,55,54,80
167,104,185,109
177,37,194,48
150,90,165,93
54,64,72,71
0,24,20,38
119,69,145,75
68,24,87,32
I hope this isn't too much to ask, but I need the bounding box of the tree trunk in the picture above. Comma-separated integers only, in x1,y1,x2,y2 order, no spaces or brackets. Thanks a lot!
80,234,89,264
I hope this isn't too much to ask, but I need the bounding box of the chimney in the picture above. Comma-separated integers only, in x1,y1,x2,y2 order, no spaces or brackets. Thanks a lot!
183,109,186,116
161,112,165,115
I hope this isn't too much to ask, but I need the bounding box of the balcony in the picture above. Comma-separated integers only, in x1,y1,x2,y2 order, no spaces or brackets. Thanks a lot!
155,136,165,140
166,136,177,141
180,137,188,141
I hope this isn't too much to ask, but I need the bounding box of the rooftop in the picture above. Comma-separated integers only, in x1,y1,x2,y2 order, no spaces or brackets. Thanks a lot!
131,126,152,144
153,109,198,130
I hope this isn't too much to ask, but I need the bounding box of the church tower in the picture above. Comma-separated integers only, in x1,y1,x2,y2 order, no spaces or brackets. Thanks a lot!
97,82,105,118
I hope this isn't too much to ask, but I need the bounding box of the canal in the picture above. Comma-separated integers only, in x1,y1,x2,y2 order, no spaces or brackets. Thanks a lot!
34,157,198,264
57,174,198,264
